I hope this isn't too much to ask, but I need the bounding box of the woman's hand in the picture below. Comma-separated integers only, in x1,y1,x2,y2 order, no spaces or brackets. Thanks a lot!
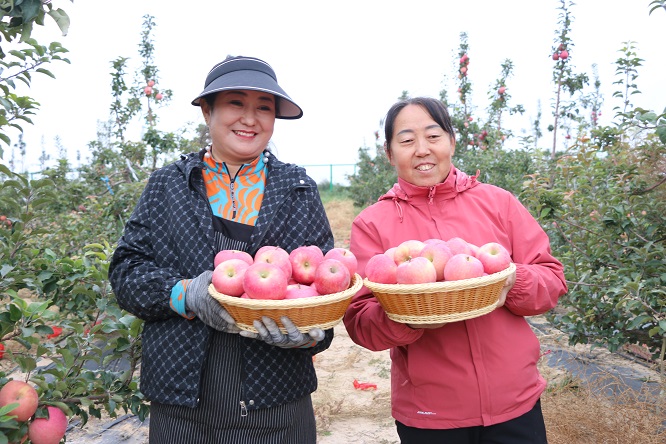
407,322,447,329
240,316,325,348
496,268,517,308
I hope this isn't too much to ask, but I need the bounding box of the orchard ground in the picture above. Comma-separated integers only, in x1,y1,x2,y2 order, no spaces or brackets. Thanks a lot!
4,197,665,443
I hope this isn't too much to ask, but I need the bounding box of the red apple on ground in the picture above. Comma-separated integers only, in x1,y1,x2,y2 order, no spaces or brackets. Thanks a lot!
0,380,39,422
364,253,398,284
445,237,472,256
212,259,250,296
254,246,292,280
418,242,454,281
285,283,320,299
396,256,437,284
443,254,485,281
476,242,512,274
324,247,358,277
314,259,351,295
214,249,253,268
242,262,288,300
393,240,425,265
28,406,68,444
289,245,324,285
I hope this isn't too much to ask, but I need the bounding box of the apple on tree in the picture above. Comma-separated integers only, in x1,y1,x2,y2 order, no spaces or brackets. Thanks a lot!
28,406,68,444
396,256,437,284
324,247,358,277
288,245,324,285
242,262,289,300
314,259,351,295
0,380,39,422
212,259,250,296
364,253,398,284
475,242,512,274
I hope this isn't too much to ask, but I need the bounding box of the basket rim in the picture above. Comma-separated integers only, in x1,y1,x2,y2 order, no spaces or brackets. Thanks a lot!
363,262,516,293
208,273,363,309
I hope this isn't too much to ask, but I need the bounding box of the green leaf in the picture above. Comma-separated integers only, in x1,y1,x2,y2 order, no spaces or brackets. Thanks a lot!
47,9,71,36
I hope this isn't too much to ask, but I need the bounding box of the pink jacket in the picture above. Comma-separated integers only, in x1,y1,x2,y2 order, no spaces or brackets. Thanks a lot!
343,167,567,429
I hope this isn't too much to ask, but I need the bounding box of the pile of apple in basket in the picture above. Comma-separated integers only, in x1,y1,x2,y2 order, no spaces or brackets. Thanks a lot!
362,237,516,324
208,246,362,333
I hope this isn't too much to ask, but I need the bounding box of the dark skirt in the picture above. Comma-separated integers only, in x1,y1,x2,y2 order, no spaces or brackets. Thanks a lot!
148,330,317,444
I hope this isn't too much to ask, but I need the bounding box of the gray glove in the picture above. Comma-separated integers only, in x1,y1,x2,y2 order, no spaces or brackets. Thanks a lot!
185,271,241,334
240,316,325,348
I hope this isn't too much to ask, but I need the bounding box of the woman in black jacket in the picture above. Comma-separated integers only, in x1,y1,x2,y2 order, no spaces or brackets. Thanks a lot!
109,55,335,444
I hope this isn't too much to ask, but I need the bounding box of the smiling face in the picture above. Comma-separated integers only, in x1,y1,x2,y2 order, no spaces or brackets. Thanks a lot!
201,90,276,172
386,104,456,187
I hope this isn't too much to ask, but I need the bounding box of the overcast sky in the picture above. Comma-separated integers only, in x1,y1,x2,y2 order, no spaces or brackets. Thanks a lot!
5,0,665,183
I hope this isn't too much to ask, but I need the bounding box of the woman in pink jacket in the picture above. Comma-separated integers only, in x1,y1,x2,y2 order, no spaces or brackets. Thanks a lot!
343,97,568,443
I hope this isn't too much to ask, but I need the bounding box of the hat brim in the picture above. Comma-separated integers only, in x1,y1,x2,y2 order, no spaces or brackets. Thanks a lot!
191,69,303,120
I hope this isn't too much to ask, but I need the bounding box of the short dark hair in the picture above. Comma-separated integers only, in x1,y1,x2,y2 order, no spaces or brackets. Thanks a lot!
384,97,455,152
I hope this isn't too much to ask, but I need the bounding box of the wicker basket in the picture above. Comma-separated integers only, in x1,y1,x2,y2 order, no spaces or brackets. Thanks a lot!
208,273,363,333
363,263,516,324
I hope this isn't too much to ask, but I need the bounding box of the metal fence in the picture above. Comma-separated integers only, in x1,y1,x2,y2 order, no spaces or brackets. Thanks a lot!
300,164,357,190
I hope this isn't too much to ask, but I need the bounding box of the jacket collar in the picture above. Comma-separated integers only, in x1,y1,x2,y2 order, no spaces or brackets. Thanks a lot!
379,166,480,203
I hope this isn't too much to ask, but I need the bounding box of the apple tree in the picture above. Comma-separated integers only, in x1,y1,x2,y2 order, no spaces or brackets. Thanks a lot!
0,0,72,158
520,39,666,365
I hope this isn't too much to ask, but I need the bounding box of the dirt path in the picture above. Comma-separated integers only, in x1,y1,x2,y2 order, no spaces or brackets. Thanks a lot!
60,315,662,444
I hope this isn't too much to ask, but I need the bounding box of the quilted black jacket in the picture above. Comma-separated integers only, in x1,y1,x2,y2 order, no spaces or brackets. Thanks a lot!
108,149,335,409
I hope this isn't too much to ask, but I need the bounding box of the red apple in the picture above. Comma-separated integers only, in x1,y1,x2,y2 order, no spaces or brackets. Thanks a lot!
468,243,480,257
28,406,68,444
214,249,253,268
498,86,506,94
364,253,398,284
552,52,559,60
212,259,250,296
445,237,472,256
393,240,426,265
443,254,485,281
147,79,155,87
242,262,288,300
155,92,163,100
476,242,511,274
418,242,453,281
289,245,324,285
0,380,39,422
324,247,358,277
285,283,320,299
144,86,153,95
254,246,292,279
396,256,437,284
423,238,445,246
314,259,351,295
384,247,398,262
559,50,569,60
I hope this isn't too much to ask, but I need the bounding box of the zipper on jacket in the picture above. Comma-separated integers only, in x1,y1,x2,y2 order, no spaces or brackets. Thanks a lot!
223,163,241,219
240,400,248,417
250,183,308,250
